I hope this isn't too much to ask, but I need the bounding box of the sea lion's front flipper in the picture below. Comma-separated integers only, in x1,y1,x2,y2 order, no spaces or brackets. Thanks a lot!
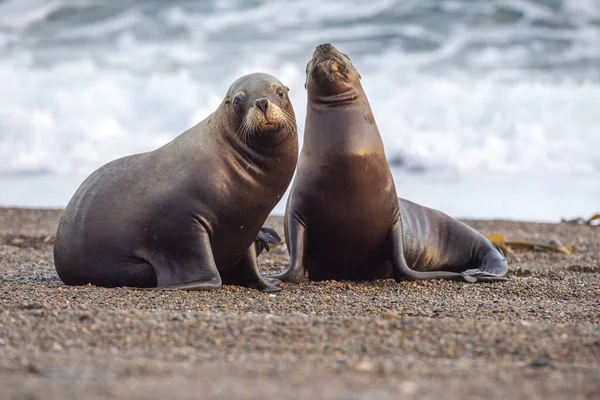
254,226,282,256
266,215,308,283
390,219,473,282
150,230,222,291
222,243,281,292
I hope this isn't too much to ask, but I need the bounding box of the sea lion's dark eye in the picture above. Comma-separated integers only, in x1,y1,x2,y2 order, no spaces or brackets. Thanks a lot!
277,87,285,98
233,96,242,106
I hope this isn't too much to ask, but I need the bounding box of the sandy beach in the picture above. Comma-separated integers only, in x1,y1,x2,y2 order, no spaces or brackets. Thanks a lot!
0,207,598,399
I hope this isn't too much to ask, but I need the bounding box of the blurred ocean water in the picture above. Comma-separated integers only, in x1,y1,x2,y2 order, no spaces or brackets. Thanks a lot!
0,0,598,220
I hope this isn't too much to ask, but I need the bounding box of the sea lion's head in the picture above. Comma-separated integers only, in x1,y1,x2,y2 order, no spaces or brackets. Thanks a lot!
223,73,297,148
305,43,362,99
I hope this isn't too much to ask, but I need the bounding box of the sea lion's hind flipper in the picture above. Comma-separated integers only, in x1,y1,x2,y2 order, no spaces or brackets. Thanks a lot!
491,242,506,257
254,226,282,256
461,247,510,282
461,269,509,282
390,219,471,282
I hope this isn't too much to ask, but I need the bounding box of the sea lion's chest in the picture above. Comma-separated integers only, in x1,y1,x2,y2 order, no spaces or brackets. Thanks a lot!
194,160,287,269
296,151,397,216
291,152,398,269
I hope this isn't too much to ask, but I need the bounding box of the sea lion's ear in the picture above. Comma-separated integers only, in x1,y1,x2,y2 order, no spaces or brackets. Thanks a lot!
225,97,231,105
285,86,290,92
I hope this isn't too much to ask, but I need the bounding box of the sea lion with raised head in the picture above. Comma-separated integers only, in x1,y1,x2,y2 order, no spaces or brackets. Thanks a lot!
54,73,298,292
269,44,508,283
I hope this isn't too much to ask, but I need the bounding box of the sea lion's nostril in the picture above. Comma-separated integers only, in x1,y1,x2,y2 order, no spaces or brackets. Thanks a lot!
255,98,269,115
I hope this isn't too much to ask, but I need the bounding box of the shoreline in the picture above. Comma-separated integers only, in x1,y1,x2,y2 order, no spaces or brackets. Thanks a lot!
0,208,598,399
2,169,599,222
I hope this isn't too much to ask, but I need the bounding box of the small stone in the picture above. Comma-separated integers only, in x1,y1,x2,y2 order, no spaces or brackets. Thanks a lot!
529,358,555,369
10,238,25,245
353,360,376,373
24,361,41,375
51,342,64,351
400,381,418,394
290,312,307,318
381,311,399,319
79,314,91,322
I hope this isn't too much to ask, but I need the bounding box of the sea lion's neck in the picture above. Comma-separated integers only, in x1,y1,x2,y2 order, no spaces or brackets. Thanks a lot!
211,117,297,187
304,90,385,157
159,109,297,186
312,90,360,105
224,127,292,168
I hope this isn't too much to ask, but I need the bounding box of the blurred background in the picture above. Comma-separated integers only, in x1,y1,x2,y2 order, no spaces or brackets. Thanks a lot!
0,0,598,221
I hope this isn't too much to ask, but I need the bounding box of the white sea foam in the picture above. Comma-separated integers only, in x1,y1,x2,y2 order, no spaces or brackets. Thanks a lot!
1,53,597,175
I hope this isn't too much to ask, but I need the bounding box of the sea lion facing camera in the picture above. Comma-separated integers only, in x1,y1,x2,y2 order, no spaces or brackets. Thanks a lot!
269,44,508,283
54,73,298,292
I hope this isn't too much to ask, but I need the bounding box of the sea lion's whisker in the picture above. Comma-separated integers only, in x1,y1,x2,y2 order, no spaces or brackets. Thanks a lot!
237,119,248,145
278,108,298,136
243,119,253,145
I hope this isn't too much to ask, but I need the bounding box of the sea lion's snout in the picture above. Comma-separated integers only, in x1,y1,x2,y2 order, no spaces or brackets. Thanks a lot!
306,43,359,87
240,99,296,146
250,98,275,125
316,43,334,53
254,98,269,116
305,43,362,99
309,43,343,71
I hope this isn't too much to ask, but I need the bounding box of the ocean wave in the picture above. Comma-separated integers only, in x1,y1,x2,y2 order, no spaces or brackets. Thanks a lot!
0,0,599,176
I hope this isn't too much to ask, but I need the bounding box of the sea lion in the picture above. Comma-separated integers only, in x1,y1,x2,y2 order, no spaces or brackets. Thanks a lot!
54,73,298,292
269,44,508,283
